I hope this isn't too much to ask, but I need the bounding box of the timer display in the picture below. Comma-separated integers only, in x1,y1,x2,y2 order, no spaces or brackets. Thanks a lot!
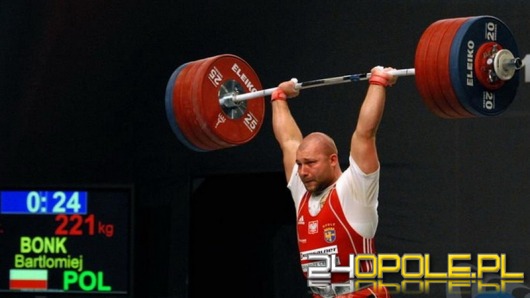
1,191,88,214
0,186,133,296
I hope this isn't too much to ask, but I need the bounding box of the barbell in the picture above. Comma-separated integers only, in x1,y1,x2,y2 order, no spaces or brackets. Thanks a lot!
165,15,524,152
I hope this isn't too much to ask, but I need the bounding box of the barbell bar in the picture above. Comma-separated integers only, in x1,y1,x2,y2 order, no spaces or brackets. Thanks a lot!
165,15,524,152
219,68,417,107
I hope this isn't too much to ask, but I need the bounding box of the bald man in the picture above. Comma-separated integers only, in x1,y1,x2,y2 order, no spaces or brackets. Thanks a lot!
271,67,398,298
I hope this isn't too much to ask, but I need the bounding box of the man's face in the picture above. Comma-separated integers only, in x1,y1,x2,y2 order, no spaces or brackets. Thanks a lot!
296,148,333,193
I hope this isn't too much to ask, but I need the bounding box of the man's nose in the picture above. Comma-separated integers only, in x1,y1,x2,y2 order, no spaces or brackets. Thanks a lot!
298,165,307,175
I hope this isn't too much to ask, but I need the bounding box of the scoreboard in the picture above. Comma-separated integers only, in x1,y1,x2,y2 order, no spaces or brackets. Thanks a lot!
0,187,133,296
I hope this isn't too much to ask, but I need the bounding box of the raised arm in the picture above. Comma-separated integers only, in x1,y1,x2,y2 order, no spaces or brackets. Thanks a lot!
271,80,301,182
350,67,398,174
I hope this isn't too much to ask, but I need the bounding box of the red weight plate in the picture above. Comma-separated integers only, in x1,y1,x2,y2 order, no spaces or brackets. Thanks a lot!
424,18,469,119
193,54,265,148
415,19,453,118
175,58,221,151
178,59,222,151
165,62,205,151
435,17,475,118
188,56,234,150
424,18,461,118
168,60,212,151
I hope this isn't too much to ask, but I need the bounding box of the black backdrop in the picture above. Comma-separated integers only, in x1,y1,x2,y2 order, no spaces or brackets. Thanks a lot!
1,1,530,297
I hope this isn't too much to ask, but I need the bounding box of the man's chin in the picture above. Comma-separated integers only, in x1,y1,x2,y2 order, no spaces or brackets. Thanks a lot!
304,184,316,192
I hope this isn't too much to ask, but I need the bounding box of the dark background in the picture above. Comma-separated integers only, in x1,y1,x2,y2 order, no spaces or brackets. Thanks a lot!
1,1,530,297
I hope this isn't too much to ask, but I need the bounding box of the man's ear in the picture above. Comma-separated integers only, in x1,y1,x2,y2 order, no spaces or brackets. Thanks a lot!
329,153,339,165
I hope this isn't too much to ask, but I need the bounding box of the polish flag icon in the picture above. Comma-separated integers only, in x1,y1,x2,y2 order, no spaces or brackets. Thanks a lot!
9,269,48,290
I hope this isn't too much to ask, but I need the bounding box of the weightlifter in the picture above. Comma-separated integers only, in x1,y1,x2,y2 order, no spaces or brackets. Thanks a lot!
271,66,398,298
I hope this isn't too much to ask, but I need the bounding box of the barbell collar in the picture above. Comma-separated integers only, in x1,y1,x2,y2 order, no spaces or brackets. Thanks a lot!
493,49,523,81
